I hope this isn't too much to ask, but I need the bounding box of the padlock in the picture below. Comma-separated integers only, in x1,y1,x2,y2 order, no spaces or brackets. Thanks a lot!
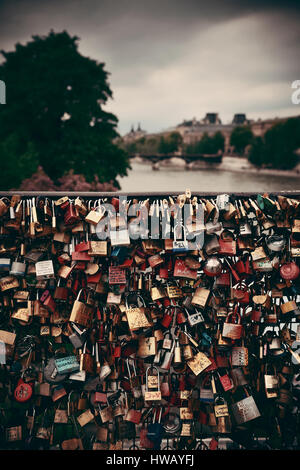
53,279,69,301
186,307,205,327
125,405,142,425
54,403,69,424
173,222,189,253
231,342,249,366
162,331,172,350
173,338,182,366
69,288,94,328
64,202,80,226
78,392,89,410
85,201,105,225
216,194,230,212
14,377,33,403
218,230,236,256
161,305,174,329
222,307,243,340
264,364,279,398
35,259,55,280
281,296,300,318
125,293,152,331
79,342,94,374
146,408,163,448
144,366,162,402
217,371,234,392
160,341,175,370
137,335,157,358
191,287,210,308
116,419,136,441
10,256,26,277
69,323,87,349
231,386,260,425
6,426,22,442
211,376,229,418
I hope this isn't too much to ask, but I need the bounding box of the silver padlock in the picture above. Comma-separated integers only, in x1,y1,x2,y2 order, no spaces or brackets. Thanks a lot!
239,222,252,237
186,308,205,327
69,323,87,349
10,259,26,277
216,194,230,212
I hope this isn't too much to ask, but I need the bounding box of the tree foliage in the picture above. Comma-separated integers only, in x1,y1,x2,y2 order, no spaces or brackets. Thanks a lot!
230,126,253,154
184,131,225,155
158,132,183,154
121,131,183,156
248,117,300,169
0,30,129,189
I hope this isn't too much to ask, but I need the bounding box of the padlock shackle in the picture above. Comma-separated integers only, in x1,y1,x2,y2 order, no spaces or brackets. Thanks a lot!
125,292,146,309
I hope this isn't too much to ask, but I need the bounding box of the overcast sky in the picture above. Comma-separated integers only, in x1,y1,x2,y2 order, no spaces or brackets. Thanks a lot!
0,0,299,135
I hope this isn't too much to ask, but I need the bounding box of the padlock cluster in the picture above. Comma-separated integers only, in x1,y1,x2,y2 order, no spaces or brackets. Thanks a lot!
1,192,300,450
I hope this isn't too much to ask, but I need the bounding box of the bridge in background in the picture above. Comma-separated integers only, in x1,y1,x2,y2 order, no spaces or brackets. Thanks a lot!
130,152,223,164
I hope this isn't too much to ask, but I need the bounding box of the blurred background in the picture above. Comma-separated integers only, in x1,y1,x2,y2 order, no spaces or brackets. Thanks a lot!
0,0,300,193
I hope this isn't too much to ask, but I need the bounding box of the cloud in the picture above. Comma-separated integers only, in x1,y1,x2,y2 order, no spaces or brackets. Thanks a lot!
0,0,299,134
107,11,300,132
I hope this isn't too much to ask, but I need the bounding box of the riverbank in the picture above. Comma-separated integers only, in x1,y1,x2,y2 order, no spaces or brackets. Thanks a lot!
130,155,300,179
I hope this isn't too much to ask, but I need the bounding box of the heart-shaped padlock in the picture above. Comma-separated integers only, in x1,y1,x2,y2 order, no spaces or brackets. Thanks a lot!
14,378,33,403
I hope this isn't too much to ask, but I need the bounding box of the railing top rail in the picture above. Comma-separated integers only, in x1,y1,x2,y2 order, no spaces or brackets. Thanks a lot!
1,190,300,197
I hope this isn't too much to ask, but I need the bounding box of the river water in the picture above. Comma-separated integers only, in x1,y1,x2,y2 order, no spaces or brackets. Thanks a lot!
117,161,300,193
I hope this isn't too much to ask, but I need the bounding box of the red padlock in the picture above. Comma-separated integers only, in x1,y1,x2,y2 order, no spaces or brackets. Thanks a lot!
75,240,90,252
161,306,174,329
72,251,92,262
251,308,262,322
54,281,69,301
225,258,241,283
234,258,246,276
60,200,70,211
113,343,121,358
218,371,234,392
233,282,251,305
64,203,80,225
234,253,252,277
14,378,33,403
244,254,252,275
111,197,120,212
94,391,107,404
159,266,169,279
176,308,186,325
40,289,50,303
43,293,56,313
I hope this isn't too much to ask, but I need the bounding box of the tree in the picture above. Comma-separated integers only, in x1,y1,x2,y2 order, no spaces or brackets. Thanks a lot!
184,132,224,155
158,132,182,154
230,126,253,154
213,131,225,152
167,132,183,152
248,136,264,167
248,117,300,169
0,30,130,189
0,134,39,189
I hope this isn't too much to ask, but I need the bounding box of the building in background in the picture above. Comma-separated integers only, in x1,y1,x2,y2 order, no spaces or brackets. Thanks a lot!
122,123,147,143
122,114,294,155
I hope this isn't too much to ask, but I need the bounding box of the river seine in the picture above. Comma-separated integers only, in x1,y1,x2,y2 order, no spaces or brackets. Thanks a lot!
117,161,300,193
